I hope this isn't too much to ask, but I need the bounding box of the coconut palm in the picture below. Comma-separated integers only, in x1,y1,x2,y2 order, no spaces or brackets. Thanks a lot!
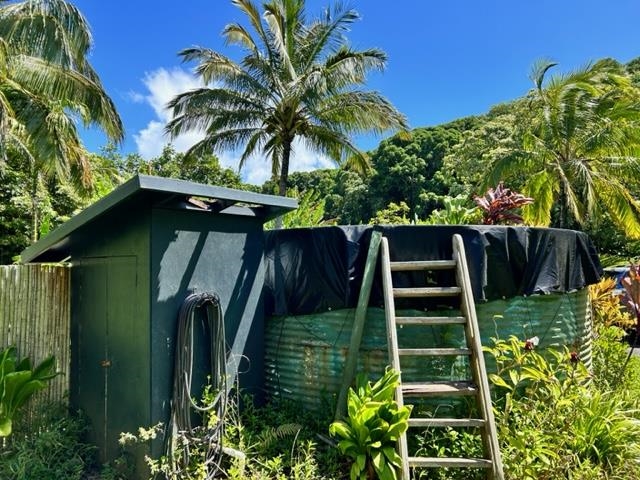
0,0,123,240
0,0,123,178
166,0,407,196
486,59,640,236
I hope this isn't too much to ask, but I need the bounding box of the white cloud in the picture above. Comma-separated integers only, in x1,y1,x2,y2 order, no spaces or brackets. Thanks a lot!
132,67,204,159
225,138,335,185
127,91,145,103
134,120,165,159
132,67,335,185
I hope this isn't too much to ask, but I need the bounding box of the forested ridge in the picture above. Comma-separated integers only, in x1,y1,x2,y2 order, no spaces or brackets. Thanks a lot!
3,56,640,263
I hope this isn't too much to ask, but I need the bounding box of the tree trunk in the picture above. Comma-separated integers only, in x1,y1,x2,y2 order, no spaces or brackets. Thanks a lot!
29,170,40,243
278,139,292,197
274,139,292,229
558,180,567,229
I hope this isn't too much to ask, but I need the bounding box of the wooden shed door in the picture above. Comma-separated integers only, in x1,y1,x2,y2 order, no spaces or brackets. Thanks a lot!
76,256,140,462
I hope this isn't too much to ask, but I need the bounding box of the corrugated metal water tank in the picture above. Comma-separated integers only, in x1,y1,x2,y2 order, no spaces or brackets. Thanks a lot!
265,291,592,409
263,225,601,411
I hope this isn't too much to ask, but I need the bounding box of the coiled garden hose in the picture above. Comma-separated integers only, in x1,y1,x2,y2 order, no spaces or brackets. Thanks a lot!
167,291,227,478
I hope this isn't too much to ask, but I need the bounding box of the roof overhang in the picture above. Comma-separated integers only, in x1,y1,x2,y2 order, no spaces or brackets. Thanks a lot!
21,175,297,263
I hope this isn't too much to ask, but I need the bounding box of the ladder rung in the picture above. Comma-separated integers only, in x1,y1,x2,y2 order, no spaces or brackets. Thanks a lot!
408,418,485,428
402,381,477,397
398,348,471,356
408,457,492,468
393,287,461,298
390,260,456,271
396,316,466,325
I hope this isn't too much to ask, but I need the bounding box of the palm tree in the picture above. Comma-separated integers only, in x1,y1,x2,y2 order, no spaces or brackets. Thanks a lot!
0,0,124,240
486,59,640,236
166,0,407,197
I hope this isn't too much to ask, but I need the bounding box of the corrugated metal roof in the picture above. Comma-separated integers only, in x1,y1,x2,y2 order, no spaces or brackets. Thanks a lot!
21,174,297,263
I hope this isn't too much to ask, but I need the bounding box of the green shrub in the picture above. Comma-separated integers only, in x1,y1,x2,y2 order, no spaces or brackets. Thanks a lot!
589,278,634,330
484,336,640,480
0,404,96,480
330,368,411,480
412,426,484,480
0,345,58,437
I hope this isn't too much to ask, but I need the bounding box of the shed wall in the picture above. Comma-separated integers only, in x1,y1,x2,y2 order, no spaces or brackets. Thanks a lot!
70,205,151,462
150,208,267,430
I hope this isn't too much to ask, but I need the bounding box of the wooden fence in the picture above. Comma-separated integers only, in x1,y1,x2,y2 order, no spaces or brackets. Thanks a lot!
0,264,70,407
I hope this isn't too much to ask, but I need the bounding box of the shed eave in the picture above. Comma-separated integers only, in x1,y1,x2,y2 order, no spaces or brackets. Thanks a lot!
20,174,297,263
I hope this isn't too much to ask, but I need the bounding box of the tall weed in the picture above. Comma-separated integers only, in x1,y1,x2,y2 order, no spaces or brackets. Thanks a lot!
485,336,640,480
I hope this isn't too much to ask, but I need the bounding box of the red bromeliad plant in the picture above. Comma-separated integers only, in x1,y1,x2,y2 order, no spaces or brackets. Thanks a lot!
617,263,640,378
474,182,534,225
622,264,640,337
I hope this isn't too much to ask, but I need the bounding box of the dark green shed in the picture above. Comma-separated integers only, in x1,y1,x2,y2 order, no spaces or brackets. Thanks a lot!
21,174,296,464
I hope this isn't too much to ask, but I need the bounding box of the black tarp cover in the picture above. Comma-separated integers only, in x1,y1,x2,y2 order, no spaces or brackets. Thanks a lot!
263,225,602,316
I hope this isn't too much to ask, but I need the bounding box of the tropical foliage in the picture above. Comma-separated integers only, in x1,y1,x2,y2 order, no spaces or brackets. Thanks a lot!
486,59,640,234
485,336,640,480
424,195,482,225
0,404,97,480
0,346,58,437
0,0,123,242
473,182,533,225
330,368,411,480
166,0,407,196
589,277,634,330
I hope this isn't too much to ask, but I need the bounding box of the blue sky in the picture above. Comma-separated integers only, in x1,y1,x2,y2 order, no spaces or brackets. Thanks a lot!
72,0,640,184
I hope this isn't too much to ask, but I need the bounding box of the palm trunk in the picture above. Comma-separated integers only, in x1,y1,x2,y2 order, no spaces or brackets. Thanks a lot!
30,170,40,243
273,140,292,229
278,140,292,197
558,181,567,229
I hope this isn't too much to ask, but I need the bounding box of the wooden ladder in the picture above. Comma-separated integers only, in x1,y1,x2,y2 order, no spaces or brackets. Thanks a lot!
380,234,504,480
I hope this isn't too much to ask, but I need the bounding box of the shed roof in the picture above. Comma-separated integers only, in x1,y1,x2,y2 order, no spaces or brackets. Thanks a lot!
21,175,297,263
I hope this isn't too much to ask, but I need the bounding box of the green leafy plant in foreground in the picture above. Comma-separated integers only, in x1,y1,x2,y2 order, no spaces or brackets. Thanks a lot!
330,368,411,480
0,404,96,480
485,336,640,479
0,346,58,437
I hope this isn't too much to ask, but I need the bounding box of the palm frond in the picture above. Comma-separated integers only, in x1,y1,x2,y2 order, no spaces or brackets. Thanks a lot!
594,177,640,238
8,54,123,141
522,170,556,226
185,127,261,160
0,0,93,72
168,0,404,194
314,90,407,135
529,58,558,91
298,3,359,70
223,23,258,52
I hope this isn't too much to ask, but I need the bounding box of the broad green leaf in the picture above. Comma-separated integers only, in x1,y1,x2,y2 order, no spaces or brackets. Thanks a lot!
3,370,31,407
350,460,362,480
329,420,352,439
13,379,46,411
32,355,57,381
371,450,383,471
382,446,402,467
337,439,358,455
489,373,509,389
0,416,11,437
377,460,396,480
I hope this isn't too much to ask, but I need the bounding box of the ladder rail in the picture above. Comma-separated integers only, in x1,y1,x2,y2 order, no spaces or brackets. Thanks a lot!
452,234,504,480
380,237,410,479
380,234,504,480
